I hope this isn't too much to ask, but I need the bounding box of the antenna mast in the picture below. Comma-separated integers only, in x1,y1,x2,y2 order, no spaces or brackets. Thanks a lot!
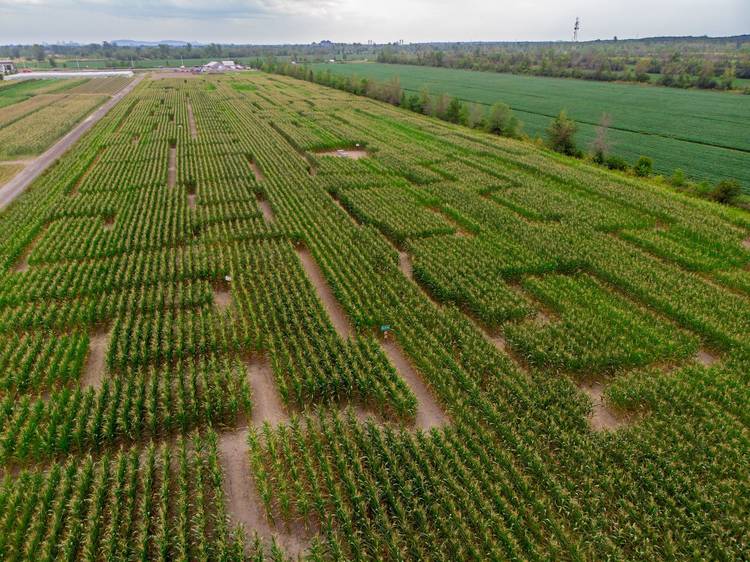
573,17,580,42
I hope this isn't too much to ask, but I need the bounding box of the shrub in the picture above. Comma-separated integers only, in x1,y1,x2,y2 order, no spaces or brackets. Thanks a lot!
605,155,628,171
709,179,742,204
634,156,653,177
546,110,578,156
444,97,465,124
485,102,521,138
670,169,686,187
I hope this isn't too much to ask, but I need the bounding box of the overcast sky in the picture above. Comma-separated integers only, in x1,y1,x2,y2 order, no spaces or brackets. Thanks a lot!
1,0,748,45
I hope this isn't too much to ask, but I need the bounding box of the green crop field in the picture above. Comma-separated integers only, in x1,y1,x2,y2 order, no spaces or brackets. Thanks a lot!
0,77,132,161
0,71,748,560
311,62,750,189
0,78,90,109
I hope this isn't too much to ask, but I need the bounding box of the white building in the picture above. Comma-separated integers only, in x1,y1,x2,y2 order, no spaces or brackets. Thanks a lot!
0,61,17,75
200,60,243,73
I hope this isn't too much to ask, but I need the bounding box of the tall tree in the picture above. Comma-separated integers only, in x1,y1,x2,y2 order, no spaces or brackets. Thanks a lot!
546,110,579,156
31,44,45,62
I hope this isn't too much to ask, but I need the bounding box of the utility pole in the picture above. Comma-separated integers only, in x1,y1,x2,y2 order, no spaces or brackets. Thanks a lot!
573,17,580,42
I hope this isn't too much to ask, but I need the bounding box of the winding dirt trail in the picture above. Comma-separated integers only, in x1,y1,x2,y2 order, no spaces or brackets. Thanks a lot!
218,358,311,556
245,357,288,427
257,196,275,223
218,249,451,557
186,100,198,139
579,382,627,432
296,245,448,430
296,247,353,339
398,251,413,280
381,340,449,430
80,328,110,390
168,147,177,188
250,160,264,183
696,349,719,367
0,74,144,211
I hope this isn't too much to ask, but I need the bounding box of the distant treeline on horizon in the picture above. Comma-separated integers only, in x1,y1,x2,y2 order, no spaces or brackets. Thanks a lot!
3,34,749,91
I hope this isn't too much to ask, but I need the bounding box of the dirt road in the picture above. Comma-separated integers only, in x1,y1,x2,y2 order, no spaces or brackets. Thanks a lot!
0,74,144,211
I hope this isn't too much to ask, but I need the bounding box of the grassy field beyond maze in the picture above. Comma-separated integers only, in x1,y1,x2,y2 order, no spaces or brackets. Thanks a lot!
0,71,748,560
312,62,750,188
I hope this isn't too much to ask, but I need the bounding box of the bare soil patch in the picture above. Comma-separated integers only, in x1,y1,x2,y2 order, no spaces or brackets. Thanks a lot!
131,135,140,145
380,339,449,430
12,250,31,273
743,237,750,250
249,158,264,183
296,247,353,339
186,100,198,140
245,357,289,426
535,310,552,326
257,195,275,224
579,381,627,432
218,429,310,558
213,285,232,312
81,328,110,390
103,215,115,231
696,349,719,367
168,147,176,188
398,251,413,280
316,148,369,160
488,332,508,352
188,193,197,210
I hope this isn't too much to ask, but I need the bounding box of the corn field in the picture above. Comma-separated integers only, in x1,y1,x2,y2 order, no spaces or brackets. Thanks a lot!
0,72,748,560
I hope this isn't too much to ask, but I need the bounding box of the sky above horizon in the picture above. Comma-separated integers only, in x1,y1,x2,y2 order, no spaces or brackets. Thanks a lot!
1,0,748,45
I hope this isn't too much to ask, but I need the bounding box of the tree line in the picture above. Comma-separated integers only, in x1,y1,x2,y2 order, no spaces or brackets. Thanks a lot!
375,36,750,92
4,36,749,92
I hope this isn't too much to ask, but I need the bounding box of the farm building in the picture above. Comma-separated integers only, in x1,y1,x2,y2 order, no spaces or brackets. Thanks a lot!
199,60,243,73
0,60,17,75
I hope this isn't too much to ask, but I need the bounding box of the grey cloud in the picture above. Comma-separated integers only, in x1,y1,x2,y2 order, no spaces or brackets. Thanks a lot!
0,0,341,19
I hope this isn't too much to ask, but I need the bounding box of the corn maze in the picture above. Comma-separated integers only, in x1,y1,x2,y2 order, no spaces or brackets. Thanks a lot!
0,71,748,560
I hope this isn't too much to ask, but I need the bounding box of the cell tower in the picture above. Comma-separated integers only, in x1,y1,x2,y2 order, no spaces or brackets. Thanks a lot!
573,17,580,42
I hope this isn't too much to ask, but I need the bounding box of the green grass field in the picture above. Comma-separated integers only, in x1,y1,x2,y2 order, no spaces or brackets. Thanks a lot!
312,62,750,188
